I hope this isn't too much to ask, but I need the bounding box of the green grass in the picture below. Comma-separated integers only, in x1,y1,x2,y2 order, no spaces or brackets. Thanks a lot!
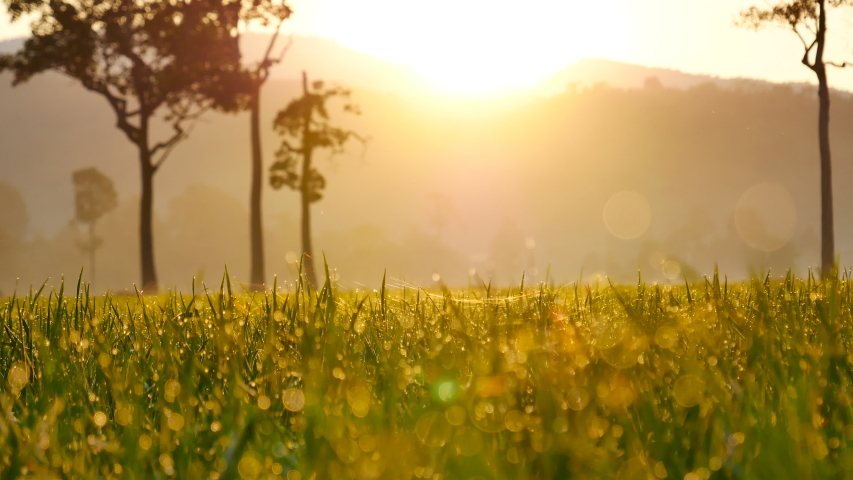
3,269,853,479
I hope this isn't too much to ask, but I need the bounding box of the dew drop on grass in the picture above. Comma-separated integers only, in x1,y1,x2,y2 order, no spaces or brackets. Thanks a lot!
709,457,722,471
358,434,377,453
93,411,108,427
469,396,508,433
351,399,370,418
655,326,678,349
282,388,305,412
116,407,132,426
8,362,28,393
346,383,371,418
445,405,467,426
567,388,590,411
654,461,668,478
616,456,649,480
415,411,453,447
506,447,520,464
453,426,484,456
673,375,706,408
504,410,525,432
728,432,745,446
167,413,184,431
435,379,459,403
238,453,261,480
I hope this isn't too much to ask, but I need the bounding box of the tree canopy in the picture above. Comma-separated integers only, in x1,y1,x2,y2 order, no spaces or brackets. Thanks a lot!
1,0,247,171
270,76,363,203
72,168,117,226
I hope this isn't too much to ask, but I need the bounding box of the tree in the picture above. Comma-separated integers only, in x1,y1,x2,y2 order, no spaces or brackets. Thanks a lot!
740,0,851,275
1,0,245,292
72,167,117,289
238,0,293,291
270,71,364,286
0,183,29,282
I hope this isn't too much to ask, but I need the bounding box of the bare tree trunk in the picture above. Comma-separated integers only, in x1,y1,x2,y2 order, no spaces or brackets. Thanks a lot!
814,0,835,276
139,146,158,292
300,71,317,287
89,222,96,289
300,174,316,287
817,69,835,275
249,86,266,290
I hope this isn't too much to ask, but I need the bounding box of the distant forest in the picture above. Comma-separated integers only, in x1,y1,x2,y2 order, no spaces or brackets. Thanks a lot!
1,65,850,292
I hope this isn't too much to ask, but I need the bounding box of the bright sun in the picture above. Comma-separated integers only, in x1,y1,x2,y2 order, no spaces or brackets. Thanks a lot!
289,0,629,95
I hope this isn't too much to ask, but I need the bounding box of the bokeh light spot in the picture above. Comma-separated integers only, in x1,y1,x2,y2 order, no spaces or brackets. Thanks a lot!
673,375,706,408
734,182,797,251
603,191,652,240
282,388,305,412
445,405,467,426
415,411,453,447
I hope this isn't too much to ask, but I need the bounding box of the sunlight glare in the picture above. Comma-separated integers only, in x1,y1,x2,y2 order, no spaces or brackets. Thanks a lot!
289,0,628,95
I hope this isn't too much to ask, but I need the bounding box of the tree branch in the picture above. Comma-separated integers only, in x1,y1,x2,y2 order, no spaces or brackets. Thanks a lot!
802,38,818,70
257,21,293,84
272,35,294,67
793,25,811,51
150,123,185,158
257,17,286,74
151,121,195,172
73,72,142,145
277,138,303,154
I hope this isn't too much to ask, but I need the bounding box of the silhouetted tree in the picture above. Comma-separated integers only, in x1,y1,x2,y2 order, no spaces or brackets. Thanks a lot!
269,71,364,286
0,183,29,284
1,0,244,292
72,167,117,288
740,0,851,275
238,0,293,290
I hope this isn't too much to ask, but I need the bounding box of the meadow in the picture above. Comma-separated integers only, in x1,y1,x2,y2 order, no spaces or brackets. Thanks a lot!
2,268,853,480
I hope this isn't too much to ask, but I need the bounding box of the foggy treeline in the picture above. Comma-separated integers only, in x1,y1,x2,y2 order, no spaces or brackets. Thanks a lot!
2,40,850,292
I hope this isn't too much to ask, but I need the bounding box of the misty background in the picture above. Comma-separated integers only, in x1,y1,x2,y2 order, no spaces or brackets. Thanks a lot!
0,33,847,293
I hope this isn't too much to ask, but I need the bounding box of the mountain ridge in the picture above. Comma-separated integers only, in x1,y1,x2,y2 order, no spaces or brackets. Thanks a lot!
0,34,834,97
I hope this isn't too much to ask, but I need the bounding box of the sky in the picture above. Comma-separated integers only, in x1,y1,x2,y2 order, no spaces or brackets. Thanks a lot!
3,0,853,93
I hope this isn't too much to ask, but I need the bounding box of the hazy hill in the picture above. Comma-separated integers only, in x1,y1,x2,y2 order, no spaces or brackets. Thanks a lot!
0,34,430,95
2,34,824,96
1,34,850,292
533,58,828,96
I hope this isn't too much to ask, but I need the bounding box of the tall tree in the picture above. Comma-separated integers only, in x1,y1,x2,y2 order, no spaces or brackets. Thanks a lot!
740,0,850,275
0,183,29,288
72,167,118,288
239,0,292,290
1,0,245,292
270,71,363,287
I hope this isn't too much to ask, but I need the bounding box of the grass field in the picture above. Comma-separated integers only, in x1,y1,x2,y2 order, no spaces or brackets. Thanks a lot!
2,269,853,479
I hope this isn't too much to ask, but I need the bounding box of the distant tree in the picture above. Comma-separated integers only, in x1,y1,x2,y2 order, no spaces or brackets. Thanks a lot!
72,168,117,288
238,0,293,290
0,182,29,244
740,0,851,275
1,0,245,292
0,183,29,280
426,192,461,241
269,71,364,286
